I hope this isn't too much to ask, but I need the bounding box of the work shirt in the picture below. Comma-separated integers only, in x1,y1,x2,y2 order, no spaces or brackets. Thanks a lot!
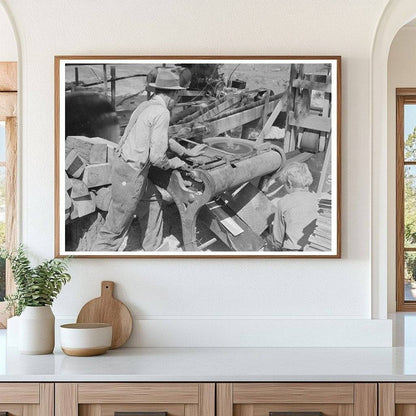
273,190,318,251
120,95,185,171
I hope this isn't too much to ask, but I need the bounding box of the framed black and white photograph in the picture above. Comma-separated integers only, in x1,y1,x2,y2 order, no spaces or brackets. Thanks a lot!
55,56,341,258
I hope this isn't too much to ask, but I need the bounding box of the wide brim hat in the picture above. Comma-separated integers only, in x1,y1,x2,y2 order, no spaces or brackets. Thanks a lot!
148,68,185,90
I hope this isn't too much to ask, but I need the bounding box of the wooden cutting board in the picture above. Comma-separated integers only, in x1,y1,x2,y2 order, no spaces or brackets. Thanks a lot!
76,281,133,349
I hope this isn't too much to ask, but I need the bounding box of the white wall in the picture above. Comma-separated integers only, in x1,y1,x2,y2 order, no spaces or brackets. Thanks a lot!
0,0,393,346
387,25,416,312
0,3,17,61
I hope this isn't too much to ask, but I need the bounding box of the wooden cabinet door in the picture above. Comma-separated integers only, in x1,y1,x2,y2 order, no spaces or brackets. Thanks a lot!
379,383,416,416
217,383,377,416
0,383,53,416
55,383,215,416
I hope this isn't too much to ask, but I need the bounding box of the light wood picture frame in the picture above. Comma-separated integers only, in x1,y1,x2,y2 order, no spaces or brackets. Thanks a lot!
55,56,341,258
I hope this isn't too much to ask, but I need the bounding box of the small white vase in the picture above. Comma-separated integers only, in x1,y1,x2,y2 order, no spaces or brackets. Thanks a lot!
19,306,55,354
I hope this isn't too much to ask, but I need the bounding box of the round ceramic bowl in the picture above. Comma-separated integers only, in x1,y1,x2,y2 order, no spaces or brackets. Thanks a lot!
60,323,112,357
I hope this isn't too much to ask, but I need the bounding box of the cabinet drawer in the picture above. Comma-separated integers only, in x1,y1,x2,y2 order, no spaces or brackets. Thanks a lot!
217,383,376,416
56,383,215,416
0,383,53,416
379,383,416,416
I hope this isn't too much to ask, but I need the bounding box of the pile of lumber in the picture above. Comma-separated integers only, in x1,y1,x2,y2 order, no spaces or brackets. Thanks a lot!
306,198,332,252
65,136,116,223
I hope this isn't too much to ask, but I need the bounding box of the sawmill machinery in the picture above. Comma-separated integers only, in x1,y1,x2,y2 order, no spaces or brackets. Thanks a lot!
150,137,285,251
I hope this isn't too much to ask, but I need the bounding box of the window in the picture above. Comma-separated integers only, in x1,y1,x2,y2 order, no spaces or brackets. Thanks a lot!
0,121,5,300
397,89,416,310
0,62,17,327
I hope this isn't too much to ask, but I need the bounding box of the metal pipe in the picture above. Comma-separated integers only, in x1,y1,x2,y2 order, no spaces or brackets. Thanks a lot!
200,149,283,196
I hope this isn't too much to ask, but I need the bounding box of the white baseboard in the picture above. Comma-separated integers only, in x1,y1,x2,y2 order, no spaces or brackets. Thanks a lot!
56,317,392,347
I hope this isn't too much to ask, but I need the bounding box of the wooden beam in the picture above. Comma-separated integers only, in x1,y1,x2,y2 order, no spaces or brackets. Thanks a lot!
0,92,17,120
194,94,242,123
288,111,331,133
208,100,278,137
0,62,17,92
317,135,332,194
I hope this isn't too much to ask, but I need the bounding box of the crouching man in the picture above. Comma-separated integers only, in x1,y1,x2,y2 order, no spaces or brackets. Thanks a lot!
92,68,204,252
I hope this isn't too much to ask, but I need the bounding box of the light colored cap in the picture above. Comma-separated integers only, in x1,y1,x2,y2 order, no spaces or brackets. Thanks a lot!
148,68,185,90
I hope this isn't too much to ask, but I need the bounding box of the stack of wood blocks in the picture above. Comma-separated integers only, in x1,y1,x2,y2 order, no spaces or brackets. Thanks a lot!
65,136,116,223
307,198,332,251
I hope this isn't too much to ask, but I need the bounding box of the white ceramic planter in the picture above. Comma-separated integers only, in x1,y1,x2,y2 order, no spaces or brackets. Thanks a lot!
19,306,55,354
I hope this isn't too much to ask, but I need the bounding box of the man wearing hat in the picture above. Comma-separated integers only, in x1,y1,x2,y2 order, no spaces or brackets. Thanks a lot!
92,68,204,252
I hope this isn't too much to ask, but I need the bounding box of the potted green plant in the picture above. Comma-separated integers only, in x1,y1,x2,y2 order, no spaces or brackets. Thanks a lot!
1,245,71,354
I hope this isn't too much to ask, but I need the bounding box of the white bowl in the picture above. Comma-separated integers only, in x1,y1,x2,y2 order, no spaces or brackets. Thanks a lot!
60,323,112,356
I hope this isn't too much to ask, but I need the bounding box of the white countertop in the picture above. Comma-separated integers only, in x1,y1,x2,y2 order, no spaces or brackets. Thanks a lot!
1,329,416,382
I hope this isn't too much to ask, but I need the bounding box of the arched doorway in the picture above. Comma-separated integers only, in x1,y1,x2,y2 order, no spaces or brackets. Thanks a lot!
371,0,416,319
0,0,18,327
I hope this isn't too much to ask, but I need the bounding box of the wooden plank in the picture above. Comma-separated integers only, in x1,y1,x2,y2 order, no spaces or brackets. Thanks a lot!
288,111,331,133
82,163,112,188
395,383,416,403
217,384,233,416
199,384,215,416
78,383,199,404
317,135,332,195
38,383,54,416
257,94,287,144
379,384,395,416
232,383,354,404
261,90,270,128
0,383,39,403
354,384,377,416
194,94,242,123
319,96,330,152
208,100,278,137
0,92,17,120
292,78,331,92
0,62,17,91
55,383,78,416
